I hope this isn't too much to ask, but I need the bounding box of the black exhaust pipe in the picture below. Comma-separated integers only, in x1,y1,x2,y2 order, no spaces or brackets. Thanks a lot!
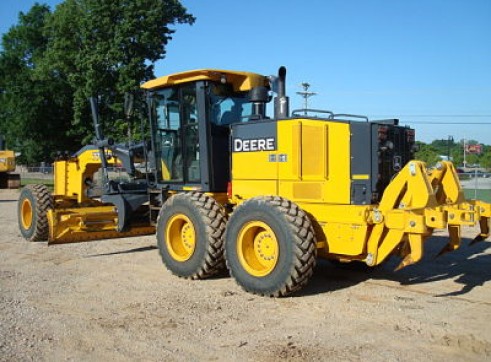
274,66,289,119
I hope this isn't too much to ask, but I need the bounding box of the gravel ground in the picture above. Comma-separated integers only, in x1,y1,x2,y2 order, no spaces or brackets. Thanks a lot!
1,189,490,361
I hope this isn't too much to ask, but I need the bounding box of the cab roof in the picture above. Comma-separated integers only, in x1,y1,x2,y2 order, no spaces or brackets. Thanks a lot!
141,69,269,92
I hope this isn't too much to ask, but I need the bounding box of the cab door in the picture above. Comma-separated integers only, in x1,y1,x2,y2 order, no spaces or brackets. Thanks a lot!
154,84,201,185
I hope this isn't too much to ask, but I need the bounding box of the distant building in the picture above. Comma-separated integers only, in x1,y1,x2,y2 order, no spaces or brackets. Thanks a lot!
438,155,453,161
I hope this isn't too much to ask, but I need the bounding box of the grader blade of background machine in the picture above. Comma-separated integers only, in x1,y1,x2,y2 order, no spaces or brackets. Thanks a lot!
47,207,155,244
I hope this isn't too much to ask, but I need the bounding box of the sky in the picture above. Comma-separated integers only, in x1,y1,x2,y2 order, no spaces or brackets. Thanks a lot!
1,0,490,144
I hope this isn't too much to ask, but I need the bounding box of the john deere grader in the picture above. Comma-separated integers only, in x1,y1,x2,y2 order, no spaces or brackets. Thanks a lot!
18,67,490,297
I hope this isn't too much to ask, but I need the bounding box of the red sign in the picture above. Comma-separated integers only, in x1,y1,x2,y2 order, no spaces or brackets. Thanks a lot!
465,144,482,154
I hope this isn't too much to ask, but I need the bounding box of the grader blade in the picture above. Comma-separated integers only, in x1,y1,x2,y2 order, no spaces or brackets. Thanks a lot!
47,206,155,244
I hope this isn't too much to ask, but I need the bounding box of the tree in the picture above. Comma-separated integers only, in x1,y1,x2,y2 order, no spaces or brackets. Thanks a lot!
480,148,491,169
42,0,195,143
0,0,194,163
414,141,440,166
0,4,75,164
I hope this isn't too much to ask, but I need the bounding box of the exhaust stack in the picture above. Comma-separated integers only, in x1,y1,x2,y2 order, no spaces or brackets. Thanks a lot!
274,66,289,119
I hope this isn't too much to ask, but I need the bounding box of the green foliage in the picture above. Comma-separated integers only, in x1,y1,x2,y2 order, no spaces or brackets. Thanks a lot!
42,0,195,143
480,147,491,169
414,142,441,166
0,4,75,164
0,0,194,163
414,139,491,170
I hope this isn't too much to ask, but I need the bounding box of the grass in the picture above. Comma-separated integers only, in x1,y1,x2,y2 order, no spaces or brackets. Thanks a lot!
463,189,491,203
20,178,54,188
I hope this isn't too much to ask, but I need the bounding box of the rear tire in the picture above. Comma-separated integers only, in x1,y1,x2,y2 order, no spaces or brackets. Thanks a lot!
225,196,317,297
18,184,53,241
156,192,227,279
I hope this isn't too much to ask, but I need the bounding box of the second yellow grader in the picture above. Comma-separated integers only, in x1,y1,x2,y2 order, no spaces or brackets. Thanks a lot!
18,67,490,297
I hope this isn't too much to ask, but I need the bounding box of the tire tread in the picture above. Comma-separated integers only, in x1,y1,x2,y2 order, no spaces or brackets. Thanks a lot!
156,192,227,280
226,196,317,297
18,184,53,241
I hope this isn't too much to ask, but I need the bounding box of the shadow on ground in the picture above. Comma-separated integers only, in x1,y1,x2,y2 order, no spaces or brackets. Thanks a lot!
79,234,490,298
85,245,157,258
300,235,491,297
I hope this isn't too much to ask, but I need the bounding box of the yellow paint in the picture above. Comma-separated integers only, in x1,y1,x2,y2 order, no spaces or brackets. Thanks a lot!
141,69,269,92
296,203,371,256
428,161,465,204
232,151,277,180
237,221,279,277
20,198,33,230
165,213,196,262
53,147,118,203
161,159,171,180
205,192,229,205
0,150,16,173
276,120,351,204
231,180,277,202
47,204,155,244
352,174,370,180
323,223,369,255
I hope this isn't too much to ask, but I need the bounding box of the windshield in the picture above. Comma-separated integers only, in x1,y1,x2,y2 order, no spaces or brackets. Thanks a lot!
208,83,253,126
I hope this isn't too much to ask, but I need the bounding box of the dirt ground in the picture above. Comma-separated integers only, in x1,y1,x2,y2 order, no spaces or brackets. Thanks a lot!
1,189,490,361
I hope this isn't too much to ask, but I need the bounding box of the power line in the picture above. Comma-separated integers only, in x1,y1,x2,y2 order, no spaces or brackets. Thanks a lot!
400,121,491,125
370,114,491,117
367,114,491,124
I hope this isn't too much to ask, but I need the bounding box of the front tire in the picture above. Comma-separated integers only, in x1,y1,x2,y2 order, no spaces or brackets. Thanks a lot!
18,184,53,241
225,196,317,297
156,192,227,279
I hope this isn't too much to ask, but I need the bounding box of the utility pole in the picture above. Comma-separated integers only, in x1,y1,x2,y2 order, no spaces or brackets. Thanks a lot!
447,135,453,160
296,82,317,115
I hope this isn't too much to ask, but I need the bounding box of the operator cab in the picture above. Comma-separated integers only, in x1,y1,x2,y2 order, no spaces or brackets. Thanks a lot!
142,69,270,192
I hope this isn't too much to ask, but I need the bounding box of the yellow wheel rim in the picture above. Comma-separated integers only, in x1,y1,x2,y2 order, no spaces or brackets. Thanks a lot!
165,214,196,262
21,198,33,230
237,221,279,277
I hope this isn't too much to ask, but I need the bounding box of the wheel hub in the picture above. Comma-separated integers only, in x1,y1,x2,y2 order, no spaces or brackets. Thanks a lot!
21,199,33,230
237,221,279,277
166,214,196,262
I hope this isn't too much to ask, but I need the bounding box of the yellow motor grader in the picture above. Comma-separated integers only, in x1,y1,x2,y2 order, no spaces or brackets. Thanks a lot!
18,67,490,297
0,135,20,189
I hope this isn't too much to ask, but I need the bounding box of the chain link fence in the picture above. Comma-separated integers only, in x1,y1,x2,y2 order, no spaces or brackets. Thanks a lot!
459,171,491,203
17,165,128,185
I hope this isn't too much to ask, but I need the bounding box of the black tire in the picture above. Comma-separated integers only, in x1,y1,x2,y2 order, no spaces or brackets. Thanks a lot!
224,196,317,297
18,184,53,241
156,192,227,279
